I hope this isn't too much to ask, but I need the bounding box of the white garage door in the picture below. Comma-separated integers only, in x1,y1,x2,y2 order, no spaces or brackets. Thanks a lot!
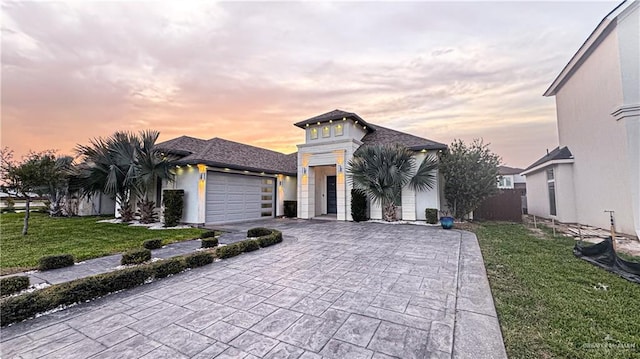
206,172,274,224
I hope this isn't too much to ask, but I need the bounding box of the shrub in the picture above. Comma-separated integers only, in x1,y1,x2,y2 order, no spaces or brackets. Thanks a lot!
137,199,158,224
1,276,29,296
216,244,242,259
0,266,153,326
284,200,297,217
248,227,272,237
239,240,260,252
121,249,151,265
152,258,186,278
425,208,438,224
39,254,75,271
257,230,283,248
202,238,219,248
143,238,163,250
351,189,368,222
118,200,136,223
163,190,184,227
185,252,214,267
1,291,56,326
201,231,217,238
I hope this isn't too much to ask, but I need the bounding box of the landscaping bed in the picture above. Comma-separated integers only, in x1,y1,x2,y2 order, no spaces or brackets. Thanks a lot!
473,222,640,359
0,213,206,274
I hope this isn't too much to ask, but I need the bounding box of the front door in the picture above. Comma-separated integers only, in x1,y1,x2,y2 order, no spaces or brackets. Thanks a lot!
327,176,337,214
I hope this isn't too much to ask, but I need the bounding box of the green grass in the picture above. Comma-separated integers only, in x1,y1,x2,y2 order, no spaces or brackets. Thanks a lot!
0,213,206,274
473,222,640,359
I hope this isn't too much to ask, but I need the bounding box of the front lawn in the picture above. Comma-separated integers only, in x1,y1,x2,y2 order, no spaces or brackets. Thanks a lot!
474,222,640,359
0,213,206,274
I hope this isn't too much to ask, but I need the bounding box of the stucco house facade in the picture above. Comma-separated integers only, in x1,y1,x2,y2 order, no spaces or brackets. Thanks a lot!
522,0,639,238
157,109,446,225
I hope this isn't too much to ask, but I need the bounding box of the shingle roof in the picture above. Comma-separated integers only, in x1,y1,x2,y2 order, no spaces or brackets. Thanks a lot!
524,146,573,172
361,124,447,151
294,109,372,130
498,165,524,175
157,137,297,175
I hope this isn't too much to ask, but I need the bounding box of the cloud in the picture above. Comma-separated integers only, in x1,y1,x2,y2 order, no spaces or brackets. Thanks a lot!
0,1,618,167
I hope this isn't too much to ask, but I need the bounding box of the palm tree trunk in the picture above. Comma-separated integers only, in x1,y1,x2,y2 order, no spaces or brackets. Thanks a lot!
383,200,397,222
22,197,30,235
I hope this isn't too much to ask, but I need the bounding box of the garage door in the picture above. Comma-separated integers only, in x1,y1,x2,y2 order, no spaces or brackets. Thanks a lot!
206,172,274,224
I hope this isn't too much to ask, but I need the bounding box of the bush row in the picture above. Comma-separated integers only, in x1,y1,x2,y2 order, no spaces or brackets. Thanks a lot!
0,251,215,327
1,276,30,297
121,249,151,265
39,254,75,271
143,238,163,250
217,228,282,259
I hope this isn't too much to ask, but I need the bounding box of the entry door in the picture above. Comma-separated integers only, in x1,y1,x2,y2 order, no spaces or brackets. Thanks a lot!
327,176,337,214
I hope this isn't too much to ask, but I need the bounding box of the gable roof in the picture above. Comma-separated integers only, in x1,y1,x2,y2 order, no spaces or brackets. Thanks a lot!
498,165,525,175
157,137,297,175
361,124,447,151
522,146,574,175
544,1,636,96
294,109,373,130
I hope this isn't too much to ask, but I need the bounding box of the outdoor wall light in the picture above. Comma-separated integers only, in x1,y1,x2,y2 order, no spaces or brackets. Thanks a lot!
337,165,343,173
354,120,358,124
303,167,307,175
343,117,346,121
329,119,333,123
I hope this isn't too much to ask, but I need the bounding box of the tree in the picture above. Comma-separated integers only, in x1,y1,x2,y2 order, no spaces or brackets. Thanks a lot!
0,148,68,235
39,155,75,217
439,139,501,220
75,130,175,223
347,144,439,221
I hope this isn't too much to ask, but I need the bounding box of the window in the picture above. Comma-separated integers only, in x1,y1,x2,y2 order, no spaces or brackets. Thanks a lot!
498,176,513,189
322,126,330,137
334,124,343,136
310,128,318,140
547,168,557,216
155,178,162,208
260,179,274,217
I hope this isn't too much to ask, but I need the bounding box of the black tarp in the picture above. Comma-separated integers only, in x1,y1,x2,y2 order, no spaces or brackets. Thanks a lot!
574,238,640,284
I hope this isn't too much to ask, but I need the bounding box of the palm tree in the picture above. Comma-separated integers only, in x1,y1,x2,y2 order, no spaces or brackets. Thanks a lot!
133,130,176,223
347,144,439,221
76,130,174,223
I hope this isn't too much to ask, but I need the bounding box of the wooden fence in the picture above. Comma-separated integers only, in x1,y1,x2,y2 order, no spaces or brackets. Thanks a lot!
474,189,524,222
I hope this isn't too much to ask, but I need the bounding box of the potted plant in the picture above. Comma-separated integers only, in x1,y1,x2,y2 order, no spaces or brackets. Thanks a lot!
439,210,454,229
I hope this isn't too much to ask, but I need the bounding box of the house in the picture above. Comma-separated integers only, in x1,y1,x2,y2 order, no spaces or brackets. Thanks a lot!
522,1,639,238
497,165,525,190
157,109,447,225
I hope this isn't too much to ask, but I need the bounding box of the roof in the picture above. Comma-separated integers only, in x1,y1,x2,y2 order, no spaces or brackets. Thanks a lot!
157,137,297,175
294,109,373,131
361,124,448,151
498,165,524,175
522,146,574,174
544,1,637,96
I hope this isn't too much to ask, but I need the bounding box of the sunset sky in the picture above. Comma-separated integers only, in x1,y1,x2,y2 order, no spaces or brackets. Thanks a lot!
1,1,619,168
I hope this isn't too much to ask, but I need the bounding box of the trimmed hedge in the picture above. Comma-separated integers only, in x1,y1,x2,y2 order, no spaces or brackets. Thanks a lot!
247,227,272,237
351,189,368,222
152,258,186,278
216,244,242,259
185,252,214,267
1,276,30,296
425,208,438,224
0,266,153,326
121,249,151,265
143,238,163,250
284,200,297,218
257,230,283,248
163,189,184,227
239,240,260,252
39,254,75,271
201,231,217,238
202,238,218,248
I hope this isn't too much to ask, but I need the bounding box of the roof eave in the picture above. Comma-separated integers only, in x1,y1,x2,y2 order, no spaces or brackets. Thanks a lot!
175,159,297,176
521,158,575,176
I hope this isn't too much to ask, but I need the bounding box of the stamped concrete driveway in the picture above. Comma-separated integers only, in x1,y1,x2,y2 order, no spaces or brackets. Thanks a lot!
1,220,506,359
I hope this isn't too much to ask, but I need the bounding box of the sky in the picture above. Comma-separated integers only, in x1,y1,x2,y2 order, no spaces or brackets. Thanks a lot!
1,1,620,168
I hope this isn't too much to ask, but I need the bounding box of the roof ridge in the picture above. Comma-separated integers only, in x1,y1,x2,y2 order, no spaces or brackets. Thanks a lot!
206,137,289,156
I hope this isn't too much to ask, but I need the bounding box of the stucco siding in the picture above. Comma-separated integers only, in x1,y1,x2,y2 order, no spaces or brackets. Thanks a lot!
555,164,577,224
555,26,636,235
525,170,549,218
168,167,202,224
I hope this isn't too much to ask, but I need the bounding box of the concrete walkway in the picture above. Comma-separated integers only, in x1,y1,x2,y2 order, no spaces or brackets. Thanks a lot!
1,219,507,359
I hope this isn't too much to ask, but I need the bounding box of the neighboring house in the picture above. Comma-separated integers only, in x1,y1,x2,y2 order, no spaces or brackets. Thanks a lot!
156,109,447,225
498,165,525,190
522,1,639,238
75,193,115,216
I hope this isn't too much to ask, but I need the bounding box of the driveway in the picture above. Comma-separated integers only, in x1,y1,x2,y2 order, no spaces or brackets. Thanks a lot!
1,220,506,359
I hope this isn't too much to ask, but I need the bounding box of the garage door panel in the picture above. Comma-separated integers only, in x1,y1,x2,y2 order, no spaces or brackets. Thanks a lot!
206,172,274,224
